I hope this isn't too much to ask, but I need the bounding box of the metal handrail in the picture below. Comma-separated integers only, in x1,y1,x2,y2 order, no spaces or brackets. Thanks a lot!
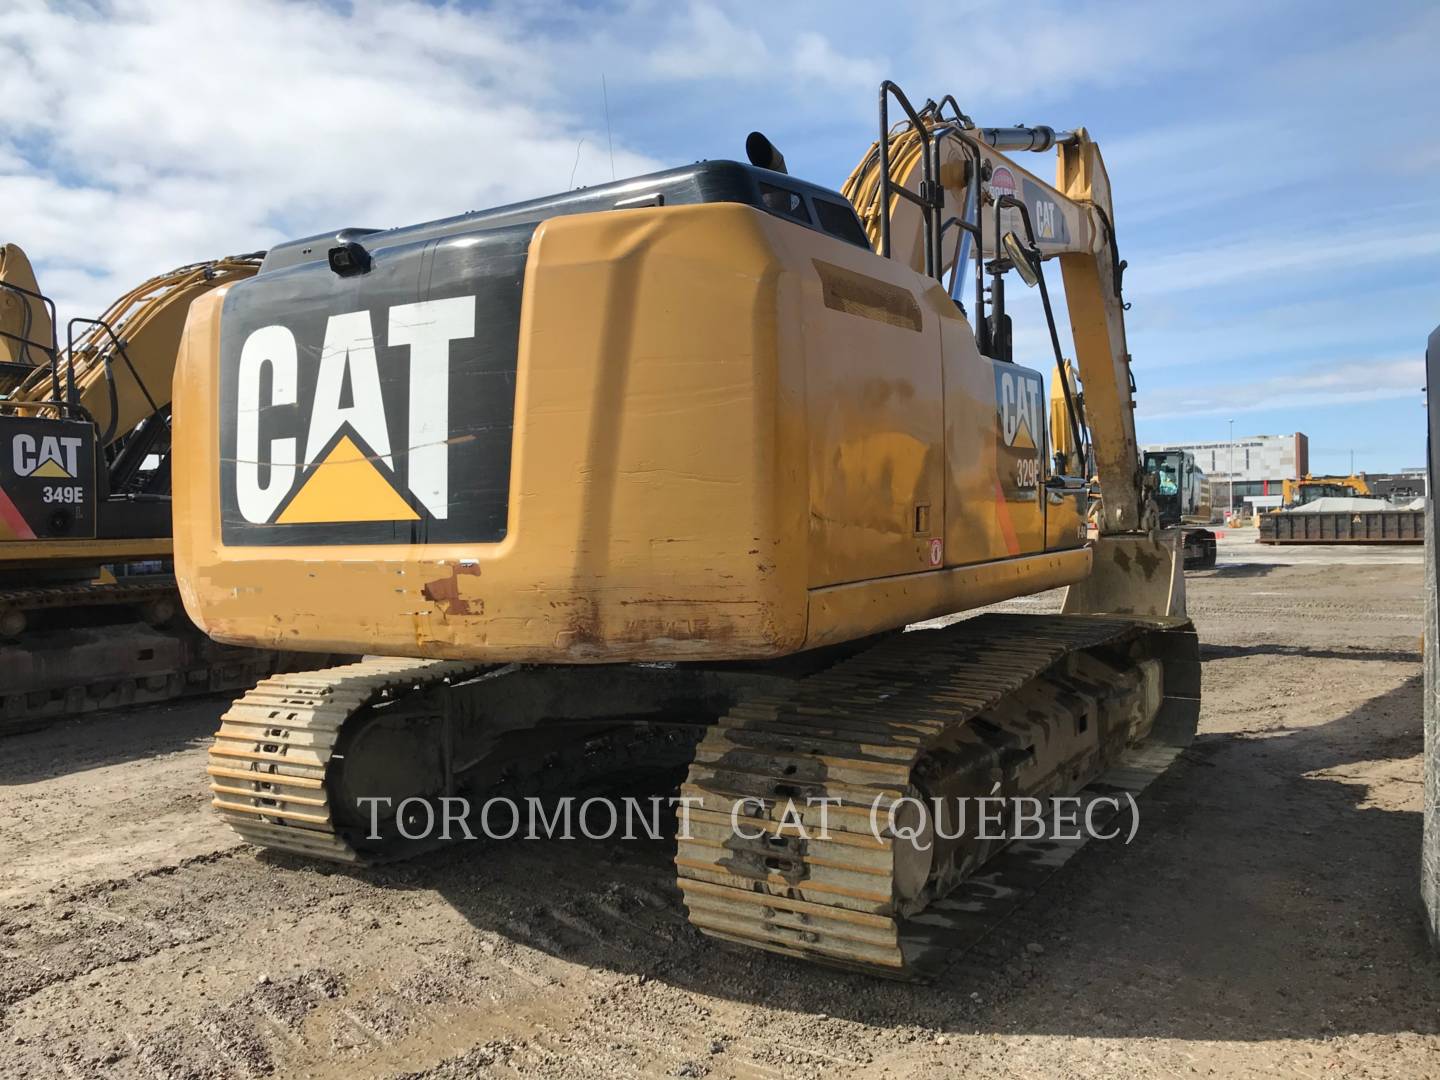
0,278,61,402
877,81,941,277
928,125,986,324
67,315,160,445
993,193,1088,468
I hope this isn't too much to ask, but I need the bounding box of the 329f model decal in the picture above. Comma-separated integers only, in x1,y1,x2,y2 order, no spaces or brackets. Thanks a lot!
994,365,1045,503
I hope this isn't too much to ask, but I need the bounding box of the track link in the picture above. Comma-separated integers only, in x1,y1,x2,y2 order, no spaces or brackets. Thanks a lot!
208,657,488,862
212,615,1198,979
1,576,339,734
208,658,725,863
674,613,1199,978
0,575,177,622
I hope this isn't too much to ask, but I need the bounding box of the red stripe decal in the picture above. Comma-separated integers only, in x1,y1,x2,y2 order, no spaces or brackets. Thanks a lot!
0,485,37,540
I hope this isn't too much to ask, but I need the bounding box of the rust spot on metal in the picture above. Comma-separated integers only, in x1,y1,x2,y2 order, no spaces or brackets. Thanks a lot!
1132,546,1161,579
422,564,484,616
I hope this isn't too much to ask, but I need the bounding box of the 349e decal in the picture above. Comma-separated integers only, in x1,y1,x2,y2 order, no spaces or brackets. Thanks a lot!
0,417,96,540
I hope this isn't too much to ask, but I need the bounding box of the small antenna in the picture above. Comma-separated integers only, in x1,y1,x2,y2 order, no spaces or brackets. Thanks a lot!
602,74,616,180
569,138,585,188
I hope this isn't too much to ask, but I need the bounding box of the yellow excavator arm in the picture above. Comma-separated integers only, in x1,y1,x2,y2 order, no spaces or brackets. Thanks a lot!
1281,473,1373,506
6,254,262,445
842,97,1149,533
0,243,56,394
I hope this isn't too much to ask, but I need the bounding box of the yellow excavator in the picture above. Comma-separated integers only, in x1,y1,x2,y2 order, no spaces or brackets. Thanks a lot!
1280,473,1373,508
173,82,1200,978
0,245,325,731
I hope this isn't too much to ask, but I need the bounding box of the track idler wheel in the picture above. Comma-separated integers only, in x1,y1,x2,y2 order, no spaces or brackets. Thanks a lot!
330,707,448,851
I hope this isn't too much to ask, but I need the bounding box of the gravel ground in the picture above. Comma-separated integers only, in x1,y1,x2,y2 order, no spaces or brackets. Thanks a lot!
1,530,1436,1079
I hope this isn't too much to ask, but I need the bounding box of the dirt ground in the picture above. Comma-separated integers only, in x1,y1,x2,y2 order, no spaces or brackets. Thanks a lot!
2,530,1436,1079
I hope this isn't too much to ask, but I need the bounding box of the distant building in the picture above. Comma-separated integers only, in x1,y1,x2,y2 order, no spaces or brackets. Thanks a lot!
1141,433,1308,501
1367,469,1428,501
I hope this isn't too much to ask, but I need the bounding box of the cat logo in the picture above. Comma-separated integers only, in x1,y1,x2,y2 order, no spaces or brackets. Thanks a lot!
231,297,475,528
12,432,84,479
994,365,1045,501
217,231,524,548
997,368,1042,451
1021,179,1071,245
1034,199,1057,241
0,416,96,540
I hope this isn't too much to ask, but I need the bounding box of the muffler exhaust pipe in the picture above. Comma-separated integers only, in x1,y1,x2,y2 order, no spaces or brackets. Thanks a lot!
745,131,788,174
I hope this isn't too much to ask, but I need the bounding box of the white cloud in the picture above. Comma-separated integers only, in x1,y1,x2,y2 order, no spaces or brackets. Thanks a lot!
648,2,771,80
0,0,662,317
1137,357,1425,421
0,0,1269,324
1131,219,1440,297
646,2,882,95
895,1,1250,113
1,0,1433,481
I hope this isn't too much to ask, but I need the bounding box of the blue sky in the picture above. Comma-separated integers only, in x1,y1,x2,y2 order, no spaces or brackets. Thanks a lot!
1,0,1435,471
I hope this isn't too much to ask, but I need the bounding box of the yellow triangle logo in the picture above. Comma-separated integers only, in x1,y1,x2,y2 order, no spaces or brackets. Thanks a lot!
1011,416,1037,451
275,434,420,524
31,458,73,478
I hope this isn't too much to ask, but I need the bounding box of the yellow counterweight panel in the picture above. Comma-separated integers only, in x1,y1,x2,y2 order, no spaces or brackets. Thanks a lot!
177,205,807,662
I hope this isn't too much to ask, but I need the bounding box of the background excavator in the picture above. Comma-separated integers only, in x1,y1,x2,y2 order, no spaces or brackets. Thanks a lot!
1281,473,1373,507
1142,449,1218,569
172,81,1200,978
0,246,326,732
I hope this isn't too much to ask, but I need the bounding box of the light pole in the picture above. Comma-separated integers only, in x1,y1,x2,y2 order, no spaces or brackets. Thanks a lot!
1228,419,1235,520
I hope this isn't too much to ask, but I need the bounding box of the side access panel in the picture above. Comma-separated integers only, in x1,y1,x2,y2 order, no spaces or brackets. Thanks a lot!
799,247,945,586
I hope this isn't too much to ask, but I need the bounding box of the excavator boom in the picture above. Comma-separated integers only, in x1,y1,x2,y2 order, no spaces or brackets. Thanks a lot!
9,257,264,446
